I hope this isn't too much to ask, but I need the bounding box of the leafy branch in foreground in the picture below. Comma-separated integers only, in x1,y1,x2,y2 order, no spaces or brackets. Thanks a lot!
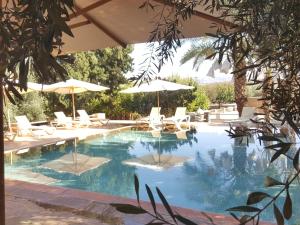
0,0,75,101
226,127,300,225
111,174,198,225
131,0,200,83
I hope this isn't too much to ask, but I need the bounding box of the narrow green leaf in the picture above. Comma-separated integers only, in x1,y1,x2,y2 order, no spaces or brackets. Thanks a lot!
271,145,290,163
8,85,22,100
293,150,299,171
174,214,198,225
145,221,164,225
258,136,282,142
283,191,292,220
229,212,240,221
264,176,284,187
226,205,260,212
265,143,291,150
247,192,271,205
134,175,140,206
110,203,147,214
255,215,260,225
240,215,251,224
156,187,176,222
273,204,284,225
4,89,16,105
145,184,157,215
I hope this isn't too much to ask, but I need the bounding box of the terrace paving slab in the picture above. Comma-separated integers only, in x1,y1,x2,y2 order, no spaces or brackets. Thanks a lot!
6,195,109,225
5,180,275,225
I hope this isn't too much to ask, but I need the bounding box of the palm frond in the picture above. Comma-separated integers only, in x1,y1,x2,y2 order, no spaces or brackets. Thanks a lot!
180,41,215,69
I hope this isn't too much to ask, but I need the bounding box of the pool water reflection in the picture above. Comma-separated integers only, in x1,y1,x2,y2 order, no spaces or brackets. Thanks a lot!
5,128,300,224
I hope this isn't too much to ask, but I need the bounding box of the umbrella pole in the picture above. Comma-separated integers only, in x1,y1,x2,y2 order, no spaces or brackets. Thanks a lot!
7,108,12,133
72,92,75,119
0,78,5,224
157,91,160,108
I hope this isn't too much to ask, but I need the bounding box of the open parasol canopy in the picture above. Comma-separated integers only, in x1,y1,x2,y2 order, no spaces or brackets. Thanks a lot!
120,79,194,107
44,78,109,119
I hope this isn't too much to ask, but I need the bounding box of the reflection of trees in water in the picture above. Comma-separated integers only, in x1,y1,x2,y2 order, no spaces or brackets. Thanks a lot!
140,130,198,154
182,138,285,215
5,142,72,168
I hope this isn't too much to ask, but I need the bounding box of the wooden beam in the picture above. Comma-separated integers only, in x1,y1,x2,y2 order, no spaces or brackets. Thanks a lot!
74,3,127,48
153,0,235,28
70,0,112,19
192,9,234,28
69,20,91,29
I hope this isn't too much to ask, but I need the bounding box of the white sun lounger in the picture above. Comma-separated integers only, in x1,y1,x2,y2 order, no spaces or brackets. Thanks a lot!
77,109,108,127
53,111,80,128
226,107,256,126
164,107,191,131
15,115,55,137
139,107,165,131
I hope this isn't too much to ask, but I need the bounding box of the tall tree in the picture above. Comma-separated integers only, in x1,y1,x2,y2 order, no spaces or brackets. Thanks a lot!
46,46,133,117
0,0,74,222
181,39,247,116
122,0,300,224
180,40,214,71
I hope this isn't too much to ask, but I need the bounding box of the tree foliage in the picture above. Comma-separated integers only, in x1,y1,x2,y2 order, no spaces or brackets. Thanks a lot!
113,0,300,224
45,46,134,118
202,82,234,105
0,0,74,97
180,38,214,71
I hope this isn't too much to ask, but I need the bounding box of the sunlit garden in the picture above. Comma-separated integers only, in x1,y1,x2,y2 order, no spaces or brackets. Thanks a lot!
1,0,300,225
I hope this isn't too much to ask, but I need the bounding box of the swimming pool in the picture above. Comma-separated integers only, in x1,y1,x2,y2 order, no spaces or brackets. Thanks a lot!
5,128,300,224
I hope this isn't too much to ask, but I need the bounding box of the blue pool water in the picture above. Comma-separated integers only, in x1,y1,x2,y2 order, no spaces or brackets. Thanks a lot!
5,128,300,224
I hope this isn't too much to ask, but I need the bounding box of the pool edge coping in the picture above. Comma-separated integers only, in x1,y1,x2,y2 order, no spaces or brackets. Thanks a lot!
5,179,274,225
4,125,133,154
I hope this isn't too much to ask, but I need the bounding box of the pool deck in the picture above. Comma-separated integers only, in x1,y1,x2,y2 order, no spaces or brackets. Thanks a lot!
5,122,274,225
4,120,212,153
5,179,274,225
4,123,133,153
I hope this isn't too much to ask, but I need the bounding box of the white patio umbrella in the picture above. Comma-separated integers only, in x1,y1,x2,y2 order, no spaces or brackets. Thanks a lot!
120,79,194,107
44,78,109,119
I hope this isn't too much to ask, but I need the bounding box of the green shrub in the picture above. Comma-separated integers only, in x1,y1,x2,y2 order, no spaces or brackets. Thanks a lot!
202,82,234,104
4,92,48,130
188,89,210,111
215,84,234,105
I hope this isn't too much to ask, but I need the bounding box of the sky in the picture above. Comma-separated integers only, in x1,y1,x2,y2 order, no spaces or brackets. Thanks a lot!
128,39,233,84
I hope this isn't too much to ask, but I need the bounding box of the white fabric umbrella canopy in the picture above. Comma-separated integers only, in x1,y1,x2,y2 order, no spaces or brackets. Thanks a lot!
44,78,109,118
120,79,194,107
20,82,50,93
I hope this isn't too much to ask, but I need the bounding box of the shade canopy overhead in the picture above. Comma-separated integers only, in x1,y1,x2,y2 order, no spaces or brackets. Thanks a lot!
61,0,232,54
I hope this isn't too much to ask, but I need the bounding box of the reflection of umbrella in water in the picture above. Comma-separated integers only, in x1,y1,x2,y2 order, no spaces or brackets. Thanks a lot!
40,139,110,176
123,131,189,171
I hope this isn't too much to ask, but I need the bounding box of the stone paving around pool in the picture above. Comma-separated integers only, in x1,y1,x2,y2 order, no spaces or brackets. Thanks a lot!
4,124,133,153
5,180,274,225
4,122,275,225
